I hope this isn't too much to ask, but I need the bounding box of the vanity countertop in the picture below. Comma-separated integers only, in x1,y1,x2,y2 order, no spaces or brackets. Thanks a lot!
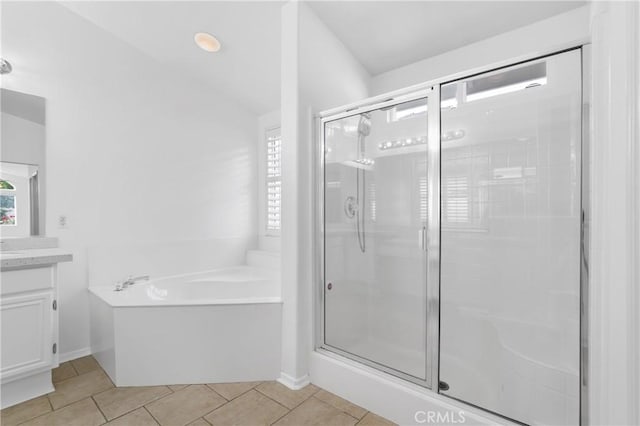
0,248,73,269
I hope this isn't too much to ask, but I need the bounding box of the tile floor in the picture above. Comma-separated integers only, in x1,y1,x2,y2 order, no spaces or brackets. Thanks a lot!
1,356,396,426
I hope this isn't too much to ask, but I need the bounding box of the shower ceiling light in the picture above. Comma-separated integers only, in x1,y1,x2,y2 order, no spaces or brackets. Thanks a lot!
194,32,221,52
378,136,428,151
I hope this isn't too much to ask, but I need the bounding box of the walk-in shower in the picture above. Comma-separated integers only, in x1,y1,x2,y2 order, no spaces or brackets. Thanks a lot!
317,48,585,425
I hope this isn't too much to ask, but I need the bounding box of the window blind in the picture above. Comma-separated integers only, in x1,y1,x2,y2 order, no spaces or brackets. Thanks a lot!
266,129,281,233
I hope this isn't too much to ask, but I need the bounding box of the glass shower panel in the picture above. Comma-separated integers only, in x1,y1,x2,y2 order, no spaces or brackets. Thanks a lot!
439,50,582,425
323,97,429,381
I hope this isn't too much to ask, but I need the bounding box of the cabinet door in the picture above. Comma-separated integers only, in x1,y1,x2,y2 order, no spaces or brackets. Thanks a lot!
1,291,54,382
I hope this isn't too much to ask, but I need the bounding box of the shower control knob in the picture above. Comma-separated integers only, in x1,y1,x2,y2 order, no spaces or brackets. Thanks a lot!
327,283,333,290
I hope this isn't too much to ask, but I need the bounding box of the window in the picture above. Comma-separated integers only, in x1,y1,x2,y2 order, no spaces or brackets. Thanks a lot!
266,128,281,234
441,62,547,109
441,149,490,231
0,180,16,226
0,180,15,190
419,176,428,223
443,176,469,223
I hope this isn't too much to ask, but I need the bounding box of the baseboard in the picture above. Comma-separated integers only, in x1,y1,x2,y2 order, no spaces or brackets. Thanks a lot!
58,347,91,363
1,371,54,409
277,372,310,390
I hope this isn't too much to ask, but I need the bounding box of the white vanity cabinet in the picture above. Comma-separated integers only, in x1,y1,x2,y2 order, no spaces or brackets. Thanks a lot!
1,267,57,378
0,249,71,409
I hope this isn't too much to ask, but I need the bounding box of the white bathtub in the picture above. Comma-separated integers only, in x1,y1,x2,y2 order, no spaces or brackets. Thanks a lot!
89,265,282,386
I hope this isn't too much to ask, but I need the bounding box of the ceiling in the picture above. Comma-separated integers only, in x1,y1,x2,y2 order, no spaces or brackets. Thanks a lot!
16,1,585,115
307,1,586,75
60,1,283,115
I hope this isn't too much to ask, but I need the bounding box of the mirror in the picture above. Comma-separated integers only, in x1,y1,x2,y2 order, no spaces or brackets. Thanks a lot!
0,88,46,236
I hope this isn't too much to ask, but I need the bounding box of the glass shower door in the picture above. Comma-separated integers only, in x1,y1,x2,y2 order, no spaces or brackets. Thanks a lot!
439,50,582,424
322,95,432,383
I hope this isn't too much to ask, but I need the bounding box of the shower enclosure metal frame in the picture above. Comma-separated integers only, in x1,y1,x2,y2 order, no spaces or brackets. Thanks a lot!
313,45,590,423
315,86,442,390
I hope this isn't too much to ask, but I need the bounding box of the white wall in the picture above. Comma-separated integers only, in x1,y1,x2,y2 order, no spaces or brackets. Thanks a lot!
298,5,370,112
589,2,640,425
279,0,370,387
370,6,590,95
1,2,259,357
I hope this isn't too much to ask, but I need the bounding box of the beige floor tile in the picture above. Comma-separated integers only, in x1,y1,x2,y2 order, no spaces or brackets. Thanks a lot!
206,381,261,400
71,355,101,375
356,412,396,426
52,362,78,383
314,389,367,419
188,418,211,426
169,385,189,392
255,381,319,409
273,397,357,426
145,384,226,426
203,389,288,425
49,369,114,409
94,385,171,420
21,398,105,426
0,396,51,426
107,407,159,426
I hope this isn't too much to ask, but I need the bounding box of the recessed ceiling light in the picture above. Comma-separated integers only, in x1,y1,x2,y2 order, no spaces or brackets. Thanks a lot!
194,32,221,52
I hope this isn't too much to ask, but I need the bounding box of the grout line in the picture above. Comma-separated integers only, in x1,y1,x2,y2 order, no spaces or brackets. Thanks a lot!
269,407,291,425
151,387,174,404
9,398,53,426
203,384,230,402
262,394,291,413
228,383,259,401
68,360,80,376
149,387,182,406
269,403,292,425
47,375,114,411
143,406,161,426
46,395,54,412
164,384,183,394
92,385,115,400
14,403,54,425
105,407,137,424
251,382,310,404
205,381,263,402
95,386,174,424
246,385,296,423
199,397,228,421
314,388,367,420
89,396,108,425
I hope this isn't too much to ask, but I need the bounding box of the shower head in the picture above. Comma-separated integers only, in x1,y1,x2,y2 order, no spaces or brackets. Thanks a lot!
357,113,371,137
0,58,12,75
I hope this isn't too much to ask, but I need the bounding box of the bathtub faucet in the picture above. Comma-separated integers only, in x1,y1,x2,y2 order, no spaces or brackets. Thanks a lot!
123,275,150,288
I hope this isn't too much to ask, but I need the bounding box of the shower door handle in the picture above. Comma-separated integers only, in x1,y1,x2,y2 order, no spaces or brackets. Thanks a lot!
418,227,427,251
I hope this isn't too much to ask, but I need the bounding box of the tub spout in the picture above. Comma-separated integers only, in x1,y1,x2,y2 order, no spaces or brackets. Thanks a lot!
123,275,150,288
